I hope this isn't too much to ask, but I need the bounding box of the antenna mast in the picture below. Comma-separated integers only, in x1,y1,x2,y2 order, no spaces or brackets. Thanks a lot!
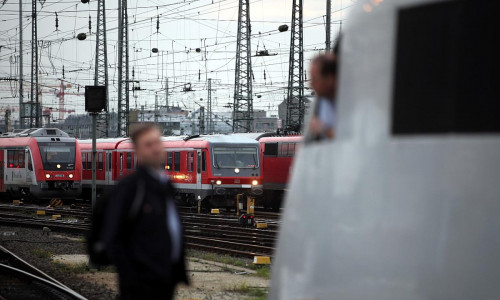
117,0,130,136
232,0,253,133
94,0,110,137
285,0,305,131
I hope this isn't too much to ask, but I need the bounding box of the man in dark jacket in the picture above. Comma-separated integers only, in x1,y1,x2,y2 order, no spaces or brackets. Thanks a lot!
101,124,188,300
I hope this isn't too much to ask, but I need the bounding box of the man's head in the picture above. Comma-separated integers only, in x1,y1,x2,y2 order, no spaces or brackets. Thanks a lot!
309,53,338,100
130,124,163,169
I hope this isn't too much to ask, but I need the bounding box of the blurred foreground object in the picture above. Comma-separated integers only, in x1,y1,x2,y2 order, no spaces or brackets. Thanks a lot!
270,0,500,299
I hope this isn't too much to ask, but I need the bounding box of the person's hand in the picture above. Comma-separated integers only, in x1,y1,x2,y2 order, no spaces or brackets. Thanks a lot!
325,128,335,139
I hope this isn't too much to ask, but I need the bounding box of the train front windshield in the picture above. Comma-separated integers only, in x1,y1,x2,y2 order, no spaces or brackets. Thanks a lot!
213,147,258,168
38,142,76,170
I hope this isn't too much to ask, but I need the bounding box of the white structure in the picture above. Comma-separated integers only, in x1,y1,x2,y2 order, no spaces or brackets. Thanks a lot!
270,0,500,299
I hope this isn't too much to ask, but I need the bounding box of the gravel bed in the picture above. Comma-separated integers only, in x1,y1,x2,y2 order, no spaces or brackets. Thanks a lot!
0,225,117,300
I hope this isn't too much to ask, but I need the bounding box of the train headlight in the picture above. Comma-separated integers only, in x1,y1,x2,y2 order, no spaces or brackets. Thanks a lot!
68,174,74,179
252,180,258,186
56,164,61,169
45,174,51,179
234,168,240,174
216,180,222,185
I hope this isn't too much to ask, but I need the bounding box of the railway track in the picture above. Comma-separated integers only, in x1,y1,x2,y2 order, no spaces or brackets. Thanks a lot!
0,245,86,300
0,205,278,259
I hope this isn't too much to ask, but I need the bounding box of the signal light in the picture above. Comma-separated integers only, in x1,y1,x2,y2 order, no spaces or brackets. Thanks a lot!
252,180,258,186
68,174,74,179
45,174,51,179
216,180,222,185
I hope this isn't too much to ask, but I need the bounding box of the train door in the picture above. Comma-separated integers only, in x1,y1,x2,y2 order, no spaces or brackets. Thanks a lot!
25,149,33,184
196,149,203,195
105,152,112,185
96,152,105,181
0,150,4,192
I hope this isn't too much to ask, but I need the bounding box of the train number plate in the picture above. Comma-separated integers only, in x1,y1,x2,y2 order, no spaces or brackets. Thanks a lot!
55,174,64,178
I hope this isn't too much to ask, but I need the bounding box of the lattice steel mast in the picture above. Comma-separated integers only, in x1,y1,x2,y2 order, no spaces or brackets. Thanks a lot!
207,78,213,133
18,0,24,128
232,0,253,133
117,0,130,137
285,0,305,131
26,0,40,128
94,0,109,137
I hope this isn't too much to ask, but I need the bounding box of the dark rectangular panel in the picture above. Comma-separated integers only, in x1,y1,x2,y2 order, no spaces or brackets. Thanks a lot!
392,0,500,135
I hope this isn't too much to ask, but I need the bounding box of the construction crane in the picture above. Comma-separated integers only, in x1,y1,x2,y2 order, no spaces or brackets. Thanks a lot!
53,80,84,121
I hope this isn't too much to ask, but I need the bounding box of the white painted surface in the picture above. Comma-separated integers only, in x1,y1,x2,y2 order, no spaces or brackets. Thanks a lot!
270,0,500,299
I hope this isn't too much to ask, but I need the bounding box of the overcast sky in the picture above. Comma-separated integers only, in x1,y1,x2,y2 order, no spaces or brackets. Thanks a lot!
0,0,354,122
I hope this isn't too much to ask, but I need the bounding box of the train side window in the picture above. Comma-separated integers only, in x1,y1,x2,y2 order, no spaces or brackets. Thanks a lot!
393,0,500,134
166,152,173,171
174,152,180,172
7,150,25,168
98,152,103,170
120,153,123,171
7,150,14,168
187,152,194,172
82,153,86,170
279,143,289,157
202,151,206,172
126,153,132,169
107,153,112,170
288,143,295,156
264,143,278,157
87,153,93,169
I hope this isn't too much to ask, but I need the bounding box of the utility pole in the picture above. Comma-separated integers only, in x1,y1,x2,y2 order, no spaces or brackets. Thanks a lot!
232,0,253,133
165,78,169,109
154,94,159,124
91,112,97,210
199,106,205,135
94,0,109,137
18,0,23,128
326,0,331,51
207,78,213,133
117,0,130,137
285,0,305,131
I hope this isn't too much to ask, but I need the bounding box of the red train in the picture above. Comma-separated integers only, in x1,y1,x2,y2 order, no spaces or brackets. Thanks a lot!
230,133,302,209
259,135,302,209
79,135,263,207
0,128,82,200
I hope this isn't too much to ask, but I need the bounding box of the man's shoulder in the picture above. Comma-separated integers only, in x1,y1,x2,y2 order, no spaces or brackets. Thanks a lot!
115,171,140,189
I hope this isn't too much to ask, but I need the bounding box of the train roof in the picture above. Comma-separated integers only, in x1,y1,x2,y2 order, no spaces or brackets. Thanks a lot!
161,134,259,145
259,135,303,143
78,138,128,145
0,128,69,138
230,132,302,141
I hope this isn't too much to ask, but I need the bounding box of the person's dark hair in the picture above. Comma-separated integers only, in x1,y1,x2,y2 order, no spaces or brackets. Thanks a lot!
130,123,160,145
312,54,337,77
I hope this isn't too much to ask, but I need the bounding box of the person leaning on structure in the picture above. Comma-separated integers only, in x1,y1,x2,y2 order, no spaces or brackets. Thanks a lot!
306,39,340,142
101,124,188,300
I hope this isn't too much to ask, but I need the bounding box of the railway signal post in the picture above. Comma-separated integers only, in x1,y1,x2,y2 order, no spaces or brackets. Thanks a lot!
85,86,107,210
